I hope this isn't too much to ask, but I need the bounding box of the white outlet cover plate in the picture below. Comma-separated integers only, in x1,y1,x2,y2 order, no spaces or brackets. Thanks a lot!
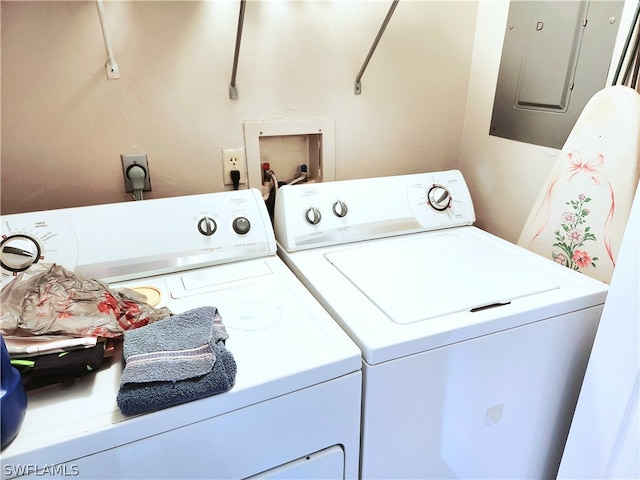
222,147,247,185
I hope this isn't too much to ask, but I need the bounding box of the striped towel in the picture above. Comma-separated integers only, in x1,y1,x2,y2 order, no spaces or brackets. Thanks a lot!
116,306,236,416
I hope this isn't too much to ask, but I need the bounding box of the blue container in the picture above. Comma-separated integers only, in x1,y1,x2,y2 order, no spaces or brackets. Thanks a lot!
1,336,27,450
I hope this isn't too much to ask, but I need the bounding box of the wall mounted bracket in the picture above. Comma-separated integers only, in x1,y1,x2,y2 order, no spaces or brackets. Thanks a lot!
229,0,247,100
354,0,399,95
96,0,120,79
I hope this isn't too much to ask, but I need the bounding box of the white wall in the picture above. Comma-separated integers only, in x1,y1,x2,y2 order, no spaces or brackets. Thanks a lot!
460,0,638,243
0,0,478,214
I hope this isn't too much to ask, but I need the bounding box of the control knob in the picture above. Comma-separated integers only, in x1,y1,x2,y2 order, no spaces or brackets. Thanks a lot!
197,217,217,236
0,235,41,273
427,185,451,211
332,200,348,218
232,217,251,235
304,207,322,225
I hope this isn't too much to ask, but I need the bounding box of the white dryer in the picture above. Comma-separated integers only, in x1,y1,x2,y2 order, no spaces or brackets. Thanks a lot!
274,170,608,479
0,189,362,479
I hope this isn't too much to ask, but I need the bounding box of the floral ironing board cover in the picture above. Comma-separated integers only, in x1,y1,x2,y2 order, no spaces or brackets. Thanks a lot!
518,86,640,284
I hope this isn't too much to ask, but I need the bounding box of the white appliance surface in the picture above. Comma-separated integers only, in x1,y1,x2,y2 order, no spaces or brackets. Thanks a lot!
324,232,558,324
558,184,640,479
274,170,609,479
0,189,362,480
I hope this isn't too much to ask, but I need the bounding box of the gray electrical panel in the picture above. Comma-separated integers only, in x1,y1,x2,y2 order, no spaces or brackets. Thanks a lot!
490,0,623,149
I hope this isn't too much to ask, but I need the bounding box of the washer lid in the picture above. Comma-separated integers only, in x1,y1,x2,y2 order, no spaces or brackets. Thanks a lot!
324,233,559,325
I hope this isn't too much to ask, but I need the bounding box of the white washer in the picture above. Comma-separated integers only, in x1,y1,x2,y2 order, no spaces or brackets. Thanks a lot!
0,189,362,480
274,170,609,479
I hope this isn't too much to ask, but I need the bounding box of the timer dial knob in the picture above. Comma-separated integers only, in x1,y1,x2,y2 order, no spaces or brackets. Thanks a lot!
427,185,452,211
232,217,251,235
332,200,348,218
0,235,41,273
304,207,322,225
197,216,217,236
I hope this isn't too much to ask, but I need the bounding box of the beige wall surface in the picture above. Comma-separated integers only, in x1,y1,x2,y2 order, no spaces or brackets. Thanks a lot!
2,0,635,246
1,0,478,214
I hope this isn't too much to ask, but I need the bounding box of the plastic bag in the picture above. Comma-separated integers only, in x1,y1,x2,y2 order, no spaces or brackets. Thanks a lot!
0,263,171,338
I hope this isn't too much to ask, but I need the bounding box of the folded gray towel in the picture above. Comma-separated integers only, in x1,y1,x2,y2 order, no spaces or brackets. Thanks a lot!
116,306,236,416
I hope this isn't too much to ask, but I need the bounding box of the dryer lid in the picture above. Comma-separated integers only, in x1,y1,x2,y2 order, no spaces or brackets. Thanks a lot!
324,233,559,325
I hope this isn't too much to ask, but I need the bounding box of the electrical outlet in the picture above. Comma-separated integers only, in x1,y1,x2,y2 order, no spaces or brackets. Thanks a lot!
222,147,247,186
121,153,152,193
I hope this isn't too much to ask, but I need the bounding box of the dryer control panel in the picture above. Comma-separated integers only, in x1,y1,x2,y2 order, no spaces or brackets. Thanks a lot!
274,170,476,252
1,189,276,284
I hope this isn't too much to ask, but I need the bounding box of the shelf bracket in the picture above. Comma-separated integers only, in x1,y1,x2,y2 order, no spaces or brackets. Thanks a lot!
354,0,399,95
229,0,247,100
96,0,120,79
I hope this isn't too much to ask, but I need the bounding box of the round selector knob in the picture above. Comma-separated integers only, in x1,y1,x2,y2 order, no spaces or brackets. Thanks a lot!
427,184,452,211
0,234,41,273
304,207,322,225
332,200,348,218
232,216,251,235
197,216,217,236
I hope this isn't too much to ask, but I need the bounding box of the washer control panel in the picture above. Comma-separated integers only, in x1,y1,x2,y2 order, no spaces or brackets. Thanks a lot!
274,170,476,252
1,189,275,284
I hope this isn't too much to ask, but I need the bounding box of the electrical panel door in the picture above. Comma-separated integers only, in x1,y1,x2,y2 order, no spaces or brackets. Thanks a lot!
490,1,623,149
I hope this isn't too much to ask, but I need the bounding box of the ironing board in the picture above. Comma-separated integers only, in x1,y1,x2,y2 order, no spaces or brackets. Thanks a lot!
518,86,640,284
